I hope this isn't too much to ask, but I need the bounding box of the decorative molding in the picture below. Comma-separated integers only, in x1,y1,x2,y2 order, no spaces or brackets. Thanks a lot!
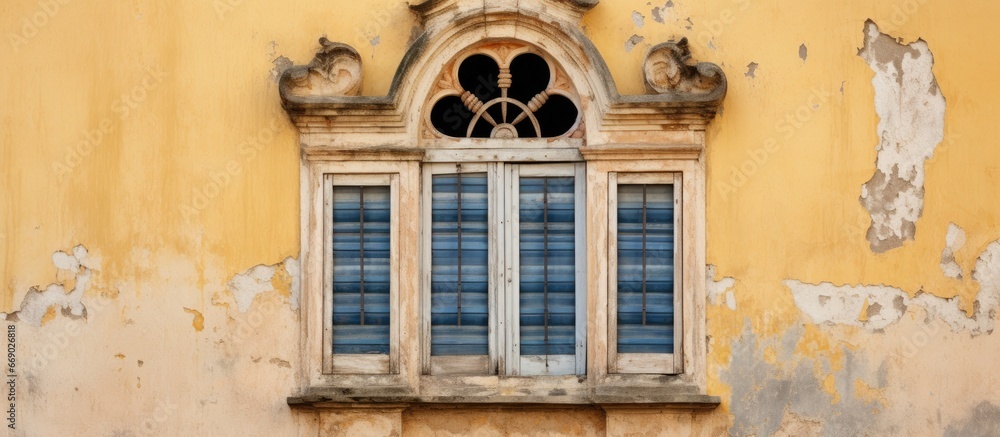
644,38,725,99
300,148,426,161
278,0,727,141
284,38,363,98
579,145,703,161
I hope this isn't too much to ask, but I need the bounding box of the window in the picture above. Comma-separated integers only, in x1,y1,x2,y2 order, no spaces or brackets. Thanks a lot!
424,164,492,374
323,174,399,375
421,163,586,376
283,5,724,406
608,173,682,374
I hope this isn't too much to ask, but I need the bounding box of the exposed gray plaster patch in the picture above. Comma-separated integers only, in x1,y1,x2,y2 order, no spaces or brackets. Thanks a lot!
724,323,885,437
269,55,293,84
369,35,380,48
707,265,737,310
799,43,808,62
745,62,758,78
227,257,300,313
787,240,1000,335
631,11,645,28
857,20,946,253
624,34,645,53
944,402,1000,436
940,223,966,279
650,1,672,24
5,246,95,326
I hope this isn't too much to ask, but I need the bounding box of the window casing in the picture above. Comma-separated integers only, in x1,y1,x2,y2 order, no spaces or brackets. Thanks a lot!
607,172,683,375
284,8,724,406
323,174,400,375
421,163,587,377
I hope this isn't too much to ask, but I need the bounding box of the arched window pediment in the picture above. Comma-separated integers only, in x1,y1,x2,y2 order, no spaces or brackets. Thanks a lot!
277,0,727,147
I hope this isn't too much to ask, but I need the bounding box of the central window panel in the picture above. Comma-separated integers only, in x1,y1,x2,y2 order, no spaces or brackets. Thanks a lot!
423,163,586,376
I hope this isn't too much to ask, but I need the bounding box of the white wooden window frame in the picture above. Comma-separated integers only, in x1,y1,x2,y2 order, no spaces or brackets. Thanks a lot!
607,172,683,375
422,163,587,377
421,162,496,376
323,173,400,375
505,163,587,377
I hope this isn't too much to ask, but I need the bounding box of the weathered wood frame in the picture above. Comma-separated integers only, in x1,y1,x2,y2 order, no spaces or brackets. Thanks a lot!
581,149,706,393
421,162,495,376
505,163,588,377
302,157,422,391
323,173,399,375
607,172,683,375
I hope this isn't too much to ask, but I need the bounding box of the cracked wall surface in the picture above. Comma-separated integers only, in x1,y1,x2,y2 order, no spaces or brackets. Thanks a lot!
2,0,1000,435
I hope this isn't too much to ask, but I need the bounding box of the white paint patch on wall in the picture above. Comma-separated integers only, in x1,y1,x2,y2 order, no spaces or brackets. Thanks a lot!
787,241,1000,336
857,20,946,253
631,11,645,28
707,265,737,310
786,280,908,331
940,223,966,279
4,245,97,326
227,257,299,312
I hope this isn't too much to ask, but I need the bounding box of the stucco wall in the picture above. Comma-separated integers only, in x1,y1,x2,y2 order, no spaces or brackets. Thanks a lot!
2,0,999,435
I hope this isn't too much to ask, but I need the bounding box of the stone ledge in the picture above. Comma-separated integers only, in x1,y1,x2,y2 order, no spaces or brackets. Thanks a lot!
287,391,720,411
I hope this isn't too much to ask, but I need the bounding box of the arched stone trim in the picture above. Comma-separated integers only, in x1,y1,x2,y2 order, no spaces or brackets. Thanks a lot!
279,0,726,147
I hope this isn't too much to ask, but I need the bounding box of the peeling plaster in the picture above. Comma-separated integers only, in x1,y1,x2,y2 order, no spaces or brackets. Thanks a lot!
745,62,758,78
651,1,672,24
270,55,293,84
631,11,645,28
708,265,737,310
4,245,96,326
857,20,946,253
786,281,908,331
724,324,885,437
940,223,967,279
624,34,645,53
799,43,808,62
226,257,299,312
787,241,1000,335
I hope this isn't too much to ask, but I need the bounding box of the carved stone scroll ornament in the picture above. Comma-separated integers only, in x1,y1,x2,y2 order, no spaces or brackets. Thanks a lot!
643,37,725,97
286,38,363,97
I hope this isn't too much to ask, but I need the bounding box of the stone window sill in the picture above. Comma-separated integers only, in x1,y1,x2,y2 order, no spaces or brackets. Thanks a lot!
287,386,720,411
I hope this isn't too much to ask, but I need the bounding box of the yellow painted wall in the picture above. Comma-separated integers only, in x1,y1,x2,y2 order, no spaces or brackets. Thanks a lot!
2,0,999,435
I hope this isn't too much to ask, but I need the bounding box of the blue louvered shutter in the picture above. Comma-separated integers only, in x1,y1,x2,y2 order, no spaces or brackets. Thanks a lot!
519,177,577,357
331,186,391,355
616,184,674,354
431,173,490,356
